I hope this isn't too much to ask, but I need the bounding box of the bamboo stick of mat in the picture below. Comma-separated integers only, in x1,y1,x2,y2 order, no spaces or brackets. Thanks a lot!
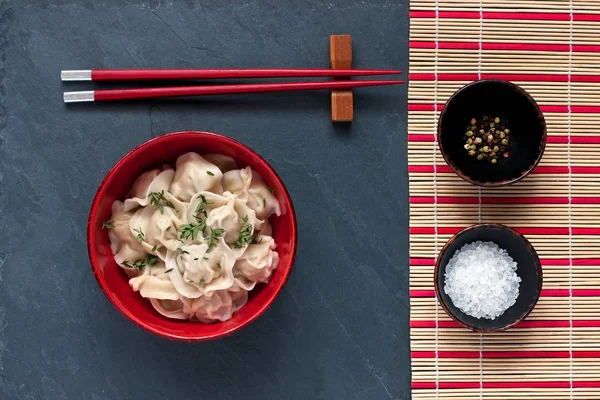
408,0,600,398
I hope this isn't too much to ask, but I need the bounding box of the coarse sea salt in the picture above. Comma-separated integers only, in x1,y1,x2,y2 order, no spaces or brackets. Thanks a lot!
444,241,521,320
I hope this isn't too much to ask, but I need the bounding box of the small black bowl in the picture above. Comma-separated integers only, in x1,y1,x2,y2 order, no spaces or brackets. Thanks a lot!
434,224,543,332
438,80,547,186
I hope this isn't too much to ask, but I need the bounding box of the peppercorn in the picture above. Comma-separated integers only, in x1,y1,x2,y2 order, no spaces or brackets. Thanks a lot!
464,116,511,163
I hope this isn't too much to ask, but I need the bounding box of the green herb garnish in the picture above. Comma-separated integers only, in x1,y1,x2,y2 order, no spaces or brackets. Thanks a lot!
145,254,158,267
151,244,158,252
148,190,175,214
102,220,115,229
133,228,145,242
199,279,206,288
121,260,132,268
177,247,190,255
164,268,174,273
179,223,199,241
234,216,253,248
216,262,222,270
268,186,275,196
206,228,225,252
132,259,146,271
206,171,215,176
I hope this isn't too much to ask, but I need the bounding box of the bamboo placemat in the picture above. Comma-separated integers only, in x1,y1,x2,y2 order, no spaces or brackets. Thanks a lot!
408,1,600,399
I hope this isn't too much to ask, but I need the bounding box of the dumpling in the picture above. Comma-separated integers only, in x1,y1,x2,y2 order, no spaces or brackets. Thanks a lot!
203,153,238,173
164,238,239,298
128,192,187,259
169,153,223,201
150,298,189,320
222,166,281,219
182,290,248,323
187,191,260,244
234,235,279,283
123,168,175,212
129,261,180,300
107,201,146,273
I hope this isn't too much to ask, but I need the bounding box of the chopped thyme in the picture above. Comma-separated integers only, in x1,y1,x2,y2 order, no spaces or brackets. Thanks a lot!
206,228,225,252
148,190,175,214
164,268,174,273
179,223,199,241
268,186,275,196
133,228,145,242
234,216,253,248
102,220,115,229
206,171,215,176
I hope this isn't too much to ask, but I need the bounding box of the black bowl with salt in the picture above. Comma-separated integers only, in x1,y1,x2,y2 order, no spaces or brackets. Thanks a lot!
434,224,543,332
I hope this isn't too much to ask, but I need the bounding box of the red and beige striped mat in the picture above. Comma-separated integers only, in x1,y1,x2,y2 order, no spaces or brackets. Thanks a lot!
408,1,600,399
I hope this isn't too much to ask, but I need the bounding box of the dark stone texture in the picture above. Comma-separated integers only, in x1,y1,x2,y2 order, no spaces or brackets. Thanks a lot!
0,1,409,399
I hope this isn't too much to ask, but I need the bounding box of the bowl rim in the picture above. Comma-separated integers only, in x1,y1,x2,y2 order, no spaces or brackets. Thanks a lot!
87,130,298,341
437,79,547,187
433,223,543,332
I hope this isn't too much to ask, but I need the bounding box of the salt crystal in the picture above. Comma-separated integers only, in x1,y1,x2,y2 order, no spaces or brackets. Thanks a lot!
443,241,521,320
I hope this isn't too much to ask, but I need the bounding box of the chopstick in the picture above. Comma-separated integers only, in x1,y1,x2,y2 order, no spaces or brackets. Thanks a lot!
61,68,401,81
63,80,404,103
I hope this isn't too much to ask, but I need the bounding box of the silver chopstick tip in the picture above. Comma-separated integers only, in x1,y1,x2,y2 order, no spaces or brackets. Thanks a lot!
61,70,92,81
64,91,94,103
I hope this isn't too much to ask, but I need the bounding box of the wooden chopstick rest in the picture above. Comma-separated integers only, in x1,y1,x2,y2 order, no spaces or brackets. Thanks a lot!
330,35,353,122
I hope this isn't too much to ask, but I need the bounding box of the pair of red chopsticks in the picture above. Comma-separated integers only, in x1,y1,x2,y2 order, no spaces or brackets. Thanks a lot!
61,69,403,103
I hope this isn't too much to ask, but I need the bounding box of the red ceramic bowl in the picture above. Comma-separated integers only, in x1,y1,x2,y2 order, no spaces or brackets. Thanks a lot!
88,131,297,341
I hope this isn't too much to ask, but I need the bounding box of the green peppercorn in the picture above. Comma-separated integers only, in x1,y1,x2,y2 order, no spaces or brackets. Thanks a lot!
493,145,499,152
499,132,506,139
495,117,500,124
466,130,473,137
490,152,496,157
482,146,489,153
491,158,498,164
504,128,510,134
468,149,476,156
477,154,485,161
474,137,483,145
470,145,477,150
479,129,485,134
467,138,473,144
501,138,508,145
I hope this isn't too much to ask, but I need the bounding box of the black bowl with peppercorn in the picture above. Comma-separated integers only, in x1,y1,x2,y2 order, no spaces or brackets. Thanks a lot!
438,80,546,186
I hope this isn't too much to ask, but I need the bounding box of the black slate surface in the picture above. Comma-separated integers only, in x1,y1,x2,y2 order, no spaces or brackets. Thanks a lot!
0,1,410,399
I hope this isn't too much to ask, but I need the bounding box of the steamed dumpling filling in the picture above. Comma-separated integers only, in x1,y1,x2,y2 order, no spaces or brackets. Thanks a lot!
103,152,280,323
